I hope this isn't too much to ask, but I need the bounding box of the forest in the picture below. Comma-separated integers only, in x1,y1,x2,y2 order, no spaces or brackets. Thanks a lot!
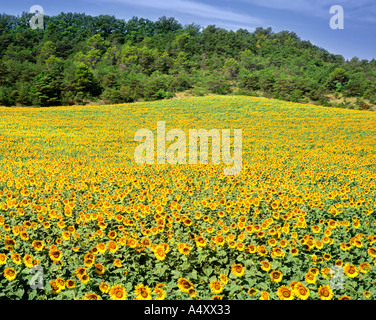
0,12,375,109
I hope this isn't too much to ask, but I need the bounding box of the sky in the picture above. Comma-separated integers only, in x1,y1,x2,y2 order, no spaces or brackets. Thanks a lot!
2,0,376,61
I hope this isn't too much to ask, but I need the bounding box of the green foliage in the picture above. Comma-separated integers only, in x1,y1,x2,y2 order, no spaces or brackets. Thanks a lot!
30,72,61,107
0,12,375,108
328,68,349,89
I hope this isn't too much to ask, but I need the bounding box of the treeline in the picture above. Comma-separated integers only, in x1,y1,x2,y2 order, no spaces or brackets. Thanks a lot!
0,12,375,108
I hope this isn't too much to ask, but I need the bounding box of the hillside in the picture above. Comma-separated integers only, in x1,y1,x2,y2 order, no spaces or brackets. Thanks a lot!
0,12,375,110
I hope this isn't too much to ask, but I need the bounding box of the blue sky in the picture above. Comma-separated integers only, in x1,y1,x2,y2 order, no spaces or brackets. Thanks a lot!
3,0,376,61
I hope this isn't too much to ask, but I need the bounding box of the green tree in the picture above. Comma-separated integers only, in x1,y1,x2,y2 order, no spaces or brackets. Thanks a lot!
31,72,61,107
72,62,101,103
328,68,349,89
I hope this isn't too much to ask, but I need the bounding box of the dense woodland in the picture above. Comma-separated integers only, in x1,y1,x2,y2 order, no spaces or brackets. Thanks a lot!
0,12,375,109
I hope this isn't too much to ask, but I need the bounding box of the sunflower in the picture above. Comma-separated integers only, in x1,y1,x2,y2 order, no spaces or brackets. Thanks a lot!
99,281,110,294
211,295,222,300
231,264,245,277
209,280,223,294
154,245,166,261
309,267,319,276
367,247,376,258
56,277,65,290
24,254,34,268
66,279,76,289
260,260,271,272
359,262,371,274
0,253,7,265
219,274,228,285
305,272,316,284
108,230,117,239
270,270,283,283
127,238,138,248
32,240,44,252
155,288,167,300
338,296,351,300
228,240,236,248
257,245,268,256
195,236,207,248
141,238,151,247
20,232,29,241
135,284,152,300
277,286,294,300
84,259,94,267
113,259,122,268
11,253,21,265
95,263,105,275
177,278,193,293
343,264,359,278
335,260,343,267
293,283,310,300
80,274,90,284
4,268,17,281
49,249,62,262
50,280,62,294
107,241,119,253
4,237,16,250
109,284,127,300
84,293,101,300
260,291,270,300
75,267,86,279
318,285,333,300
247,288,257,296
97,242,106,253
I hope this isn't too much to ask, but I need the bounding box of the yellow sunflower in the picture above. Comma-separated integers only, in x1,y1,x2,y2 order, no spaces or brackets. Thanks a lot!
99,281,110,294
134,284,152,300
95,263,105,275
260,260,271,272
270,270,283,283
343,264,359,278
49,249,62,262
84,293,101,300
318,285,333,300
209,280,223,294
109,284,127,300
277,286,294,300
231,264,245,277
293,283,310,300
0,253,7,265
177,278,193,293
4,268,17,281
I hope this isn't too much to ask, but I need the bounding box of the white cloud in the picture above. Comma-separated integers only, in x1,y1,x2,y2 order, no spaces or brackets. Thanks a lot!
89,0,265,26
239,0,376,22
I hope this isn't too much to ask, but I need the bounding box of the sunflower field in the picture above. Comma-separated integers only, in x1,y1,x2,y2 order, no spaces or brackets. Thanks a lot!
0,95,376,300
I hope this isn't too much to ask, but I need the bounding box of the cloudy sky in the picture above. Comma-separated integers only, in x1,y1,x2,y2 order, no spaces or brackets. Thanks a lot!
3,0,376,61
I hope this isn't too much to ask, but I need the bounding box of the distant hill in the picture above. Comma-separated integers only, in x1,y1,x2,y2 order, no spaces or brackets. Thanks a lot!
0,12,375,109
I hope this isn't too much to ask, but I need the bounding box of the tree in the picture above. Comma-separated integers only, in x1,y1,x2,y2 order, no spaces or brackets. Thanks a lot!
72,62,101,103
31,72,61,107
222,58,239,79
328,67,349,89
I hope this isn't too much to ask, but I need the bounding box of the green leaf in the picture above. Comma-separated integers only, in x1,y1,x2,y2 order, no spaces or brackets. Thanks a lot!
28,289,37,300
203,266,212,277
